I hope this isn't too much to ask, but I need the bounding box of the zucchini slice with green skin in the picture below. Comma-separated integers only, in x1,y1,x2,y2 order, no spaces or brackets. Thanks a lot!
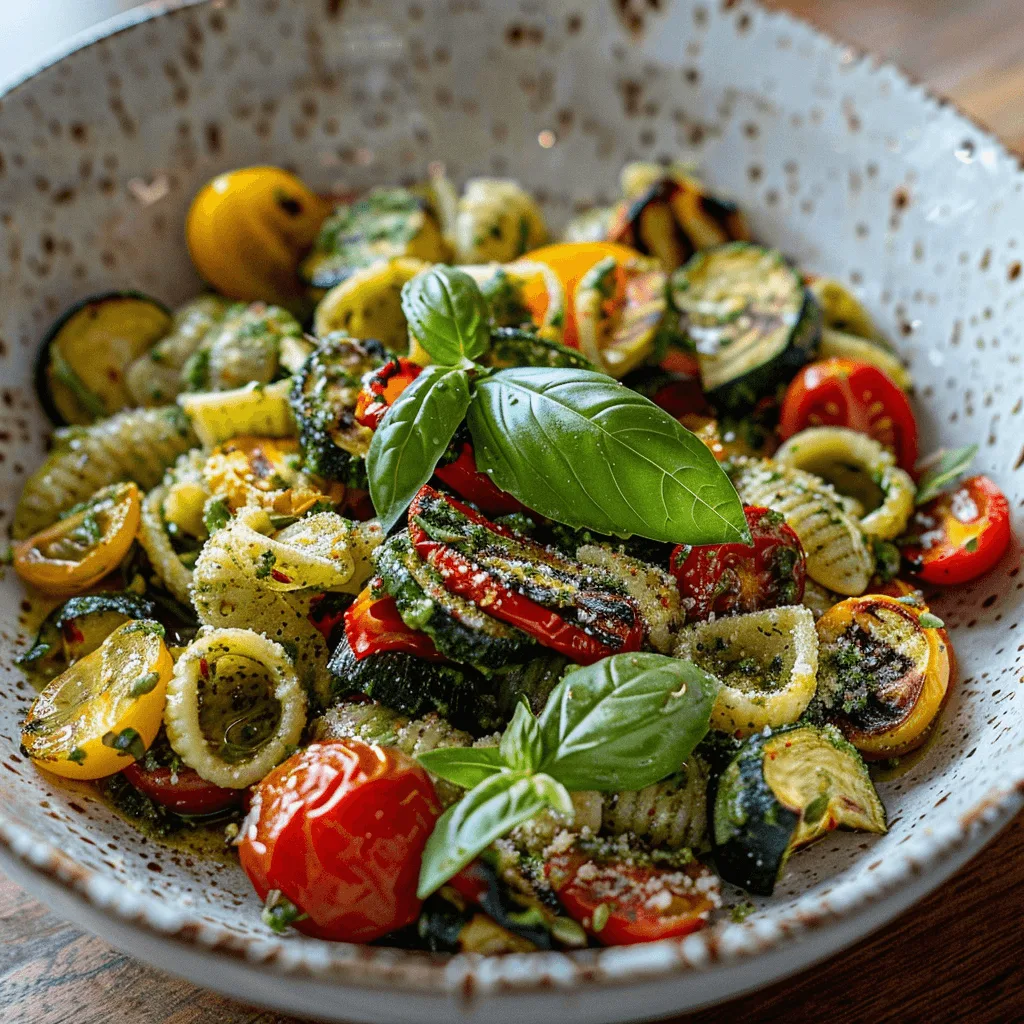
300,187,448,291
326,636,501,733
290,334,387,482
374,533,537,670
671,243,821,411
483,327,596,371
816,328,912,391
713,723,886,895
806,277,889,347
36,293,173,425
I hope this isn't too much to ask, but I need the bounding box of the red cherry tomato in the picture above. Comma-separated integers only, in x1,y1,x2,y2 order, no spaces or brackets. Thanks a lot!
122,762,242,816
779,358,919,471
902,475,1011,585
344,585,444,661
238,739,441,943
546,848,720,945
355,357,423,429
433,442,525,517
670,505,806,620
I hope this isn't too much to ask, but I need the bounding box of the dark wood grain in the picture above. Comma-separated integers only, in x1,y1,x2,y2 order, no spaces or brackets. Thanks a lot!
4,2,1024,1022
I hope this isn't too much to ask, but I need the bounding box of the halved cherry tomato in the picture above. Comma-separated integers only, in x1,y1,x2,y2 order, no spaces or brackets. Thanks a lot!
779,358,919,472
902,475,1011,585
409,486,643,665
433,442,525,516
122,761,242,816
546,846,720,945
238,738,441,942
355,357,423,430
522,241,642,348
14,482,141,596
671,505,806,621
344,585,444,661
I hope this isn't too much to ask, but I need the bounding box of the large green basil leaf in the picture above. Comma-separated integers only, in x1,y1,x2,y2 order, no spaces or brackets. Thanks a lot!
499,700,545,772
417,770,553,898
401,266,491,365
417,746,505,789
537,653,719,792
466,367,749,545
367,365,472,531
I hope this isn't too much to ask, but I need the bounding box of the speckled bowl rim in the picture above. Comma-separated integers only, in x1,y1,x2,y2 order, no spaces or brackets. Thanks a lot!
0,0,1022,1004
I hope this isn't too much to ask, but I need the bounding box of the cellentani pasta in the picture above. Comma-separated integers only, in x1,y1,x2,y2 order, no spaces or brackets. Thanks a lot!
11,160,1007,953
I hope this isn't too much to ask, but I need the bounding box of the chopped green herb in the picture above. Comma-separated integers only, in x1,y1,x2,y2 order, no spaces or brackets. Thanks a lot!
918,612,945,630
130,671,161,698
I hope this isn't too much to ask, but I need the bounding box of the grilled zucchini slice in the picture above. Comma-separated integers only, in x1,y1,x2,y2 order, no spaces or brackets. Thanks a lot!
817,327,912,391
806,277,887,345
452,179,546,264
290,334,387,482
312,256,430,352
713,723,886,895
671,243,821,411
300,187,448,290
483,326,595,371
36,293,173,425
674,605,818,736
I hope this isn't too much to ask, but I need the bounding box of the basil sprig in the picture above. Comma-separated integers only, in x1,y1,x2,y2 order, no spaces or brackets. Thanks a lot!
416,652,719,897
914,444,978,505
366,265,749,545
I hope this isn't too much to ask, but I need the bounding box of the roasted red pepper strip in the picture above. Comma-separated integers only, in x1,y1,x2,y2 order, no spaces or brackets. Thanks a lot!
343,584,444,661
408,486,643,665
433,442,525,517
355,357,423,430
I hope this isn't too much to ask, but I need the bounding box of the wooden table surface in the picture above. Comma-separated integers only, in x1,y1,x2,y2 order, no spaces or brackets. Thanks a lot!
4,2,1024,1023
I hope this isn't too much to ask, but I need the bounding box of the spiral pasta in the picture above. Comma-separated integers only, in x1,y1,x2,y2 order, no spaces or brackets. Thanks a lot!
139,482,196,604
731,457,875,595
13,407,197,539
164,627,307,788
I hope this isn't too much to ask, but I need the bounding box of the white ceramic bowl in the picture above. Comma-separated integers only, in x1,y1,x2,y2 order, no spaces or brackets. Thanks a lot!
1,2,1022,1020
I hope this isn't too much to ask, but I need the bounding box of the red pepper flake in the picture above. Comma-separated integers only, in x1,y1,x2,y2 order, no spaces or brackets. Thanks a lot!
199,657,210,680
271,568,292,584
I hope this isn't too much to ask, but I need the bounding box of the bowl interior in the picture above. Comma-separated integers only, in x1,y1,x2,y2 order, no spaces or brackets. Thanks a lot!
0,0,1022,987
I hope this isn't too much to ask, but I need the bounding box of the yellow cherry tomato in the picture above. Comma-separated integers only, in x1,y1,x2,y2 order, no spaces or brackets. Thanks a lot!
14,482,141,597
21,619,172,780
186,167,332,305
522,241,642,348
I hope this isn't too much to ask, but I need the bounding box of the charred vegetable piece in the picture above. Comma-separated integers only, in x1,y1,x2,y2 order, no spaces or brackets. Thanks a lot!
671,243,821,411
375,532,536,670
55,592,158,665
813,594,953,759
713,724,886,895
327,634,500,733
434,441,526,517
354,356,423,430
452,179,546,264
290,334,387,483
343,586,443,662
482,326,595,371
670,505,807,621
301,187,448,290
36,293,173,425
409,486,644,665
575,255,669,378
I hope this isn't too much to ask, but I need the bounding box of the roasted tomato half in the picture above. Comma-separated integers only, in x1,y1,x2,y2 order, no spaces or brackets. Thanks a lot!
546,845,720,945
779,358,918,472
122,762,242,816
238,739,441,942
902,475,1011,585
670,505,806,621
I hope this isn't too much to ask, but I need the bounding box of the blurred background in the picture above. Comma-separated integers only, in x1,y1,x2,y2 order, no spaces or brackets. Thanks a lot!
4,1,1022,151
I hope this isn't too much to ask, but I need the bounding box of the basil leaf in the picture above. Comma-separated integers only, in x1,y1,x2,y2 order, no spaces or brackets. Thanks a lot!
499,700,545,772
537,653,718,792
915,444,978,505
401,266,491,365
367,365,472,532
467,367,750,545
417,770,549,897
417,746,506,789
531,772,574,816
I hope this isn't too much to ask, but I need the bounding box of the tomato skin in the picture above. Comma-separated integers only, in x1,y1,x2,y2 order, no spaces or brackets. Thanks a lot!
122,762,242,816
433,442,525,517
671,505,807,620
238,739,441,943
903,475,1011,585
344,586,444,661
779,358,919,471
355,357,423,430
546,850,719,945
